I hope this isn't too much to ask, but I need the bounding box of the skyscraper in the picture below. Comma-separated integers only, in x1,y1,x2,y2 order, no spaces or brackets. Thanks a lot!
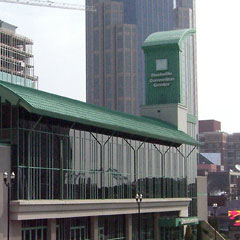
86,1,138,114
86,0,175,114
0,20,38,88
174,0,197,117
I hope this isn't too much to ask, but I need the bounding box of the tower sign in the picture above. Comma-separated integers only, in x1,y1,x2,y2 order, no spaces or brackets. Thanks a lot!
141,29,196,132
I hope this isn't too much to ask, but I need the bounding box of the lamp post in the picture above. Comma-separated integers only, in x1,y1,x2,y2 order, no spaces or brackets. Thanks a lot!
3,171,15,240
136,193,142,240
213,203,218,240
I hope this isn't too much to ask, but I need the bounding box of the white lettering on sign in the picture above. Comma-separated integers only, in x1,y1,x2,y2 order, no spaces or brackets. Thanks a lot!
149,71,175,87
180,217,198,225
150,78,174,83
153,83,170,87
151,72,172,77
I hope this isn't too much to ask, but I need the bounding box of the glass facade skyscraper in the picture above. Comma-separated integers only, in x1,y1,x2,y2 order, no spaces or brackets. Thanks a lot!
86,0,196,115
86,0,138,114
119,0,175,107
86,0,176,114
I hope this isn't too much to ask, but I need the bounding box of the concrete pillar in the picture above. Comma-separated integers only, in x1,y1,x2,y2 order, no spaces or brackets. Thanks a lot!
90,216,98,240
180,208,188,217
154,213,160,240
125,214,132,240
47,219,56,240
0,181,8,240
180,208,189,235
10,220,21,240
0,145,11,240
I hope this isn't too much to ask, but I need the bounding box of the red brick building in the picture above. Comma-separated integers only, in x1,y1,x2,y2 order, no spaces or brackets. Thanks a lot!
199,120,240,171
199,120,221,133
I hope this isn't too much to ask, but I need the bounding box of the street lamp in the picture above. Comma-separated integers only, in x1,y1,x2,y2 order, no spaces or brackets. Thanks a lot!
213,203,218,240
136,193,143,240
3,171,15,240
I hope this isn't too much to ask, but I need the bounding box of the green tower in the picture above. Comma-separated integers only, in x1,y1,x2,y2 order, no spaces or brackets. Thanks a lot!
141,29,197,133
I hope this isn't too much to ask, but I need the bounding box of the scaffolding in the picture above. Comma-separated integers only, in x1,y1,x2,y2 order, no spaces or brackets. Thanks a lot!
0,26,38,88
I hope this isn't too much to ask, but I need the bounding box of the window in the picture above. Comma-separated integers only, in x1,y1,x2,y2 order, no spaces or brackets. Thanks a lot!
117,76,123,97
117,52,123,73
117,33,123,49
124,34,131,49
105,53,111,74
93,54,99,75
125,76,131,97
156,59,168,71
105,29,111,49
93,31,99,51
124,51,131,73
104,13,111,25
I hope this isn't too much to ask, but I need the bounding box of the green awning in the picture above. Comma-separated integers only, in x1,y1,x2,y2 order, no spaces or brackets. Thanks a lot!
159,217,199,227
0,81,200,147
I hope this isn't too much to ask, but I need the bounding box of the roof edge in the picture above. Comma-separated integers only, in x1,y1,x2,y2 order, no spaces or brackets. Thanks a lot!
142,28,196,49
0,81,200,147
0,83,33,111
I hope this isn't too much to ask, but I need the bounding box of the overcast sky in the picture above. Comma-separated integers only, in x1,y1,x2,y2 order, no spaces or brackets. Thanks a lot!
0,0,240,133
0,0,86,100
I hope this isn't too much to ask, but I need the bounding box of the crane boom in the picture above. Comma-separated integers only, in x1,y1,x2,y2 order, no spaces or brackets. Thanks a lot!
0,0,96,11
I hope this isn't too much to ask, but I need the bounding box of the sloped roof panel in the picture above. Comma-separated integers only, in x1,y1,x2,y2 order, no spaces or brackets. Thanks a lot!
142,28,196,49
0,81,200,146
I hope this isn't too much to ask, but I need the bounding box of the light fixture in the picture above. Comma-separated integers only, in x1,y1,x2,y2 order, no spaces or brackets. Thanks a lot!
3,171,15,240
10,172,15,180
136,193,143,240
3,172,8,184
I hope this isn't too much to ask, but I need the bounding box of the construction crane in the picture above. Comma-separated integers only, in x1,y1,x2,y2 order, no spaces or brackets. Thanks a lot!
0,0,96,11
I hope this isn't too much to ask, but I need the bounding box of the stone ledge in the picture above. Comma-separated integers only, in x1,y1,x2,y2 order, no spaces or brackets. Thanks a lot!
10,198,191,220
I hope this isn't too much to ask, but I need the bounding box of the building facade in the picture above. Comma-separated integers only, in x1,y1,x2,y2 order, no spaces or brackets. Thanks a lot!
86,0,197,116
175,0,196,29
0,29,199,239
86,1,138,114
86,0,176,114
0,21,199,239
199,120,240,171
199,120,221,134
141,27,198,181
0,20,38,88
0,80,199,239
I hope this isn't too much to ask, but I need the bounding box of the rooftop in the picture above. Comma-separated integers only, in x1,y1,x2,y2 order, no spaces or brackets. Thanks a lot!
0,81,200,147
0,19,17,32
142,28,195,49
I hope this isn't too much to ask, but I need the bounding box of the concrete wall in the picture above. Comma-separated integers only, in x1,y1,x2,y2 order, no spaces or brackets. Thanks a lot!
141,103,188,133
0,144,11,240
197,176,208,221
11,198,191,220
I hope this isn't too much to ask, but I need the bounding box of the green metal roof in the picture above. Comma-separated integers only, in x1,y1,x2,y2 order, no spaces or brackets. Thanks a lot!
0,81,200,146
142,28,195,49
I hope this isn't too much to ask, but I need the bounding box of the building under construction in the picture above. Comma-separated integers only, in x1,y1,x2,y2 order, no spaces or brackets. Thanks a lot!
0,20,38,88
